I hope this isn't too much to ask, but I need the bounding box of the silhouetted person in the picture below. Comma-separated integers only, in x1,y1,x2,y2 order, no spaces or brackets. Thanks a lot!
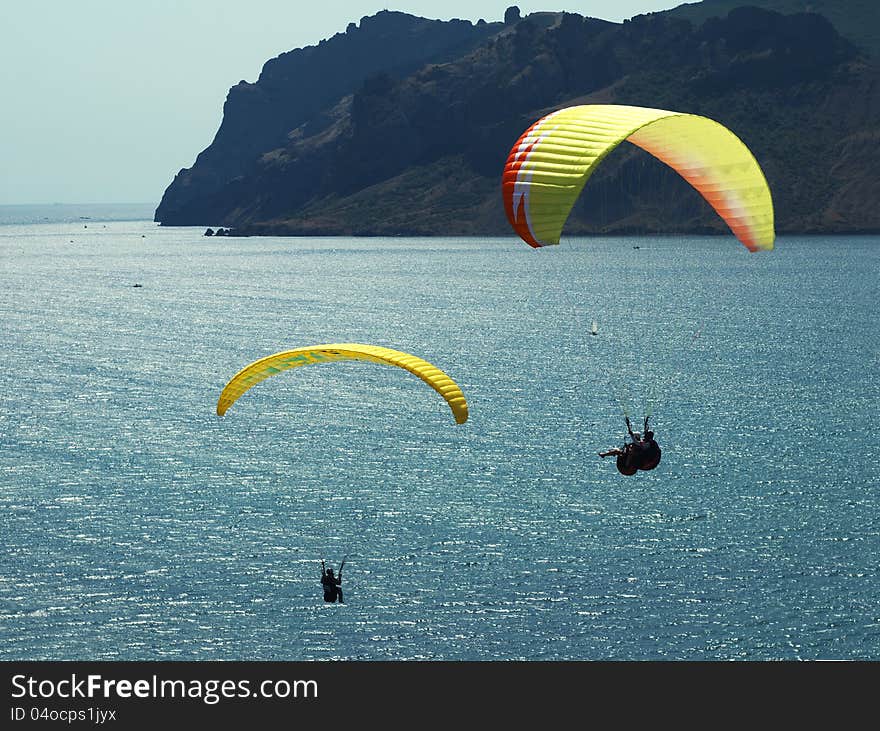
638,428,661,471
321,558,344,604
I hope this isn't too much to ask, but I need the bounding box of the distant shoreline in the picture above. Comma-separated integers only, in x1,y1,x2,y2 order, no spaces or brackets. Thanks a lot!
175,226,880,239
0,202,155,226
3,205,880,238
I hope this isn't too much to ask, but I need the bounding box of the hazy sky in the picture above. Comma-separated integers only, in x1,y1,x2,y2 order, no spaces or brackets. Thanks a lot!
0,1,682,206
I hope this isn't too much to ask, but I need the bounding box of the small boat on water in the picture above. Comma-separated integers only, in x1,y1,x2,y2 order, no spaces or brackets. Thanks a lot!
590,320,599,336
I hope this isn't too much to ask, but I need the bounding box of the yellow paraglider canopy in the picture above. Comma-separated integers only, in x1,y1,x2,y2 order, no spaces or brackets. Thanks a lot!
503,104,774,252
217,343,468,424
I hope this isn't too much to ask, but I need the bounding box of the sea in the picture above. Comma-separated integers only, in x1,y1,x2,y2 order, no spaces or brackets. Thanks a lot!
1,204,878,660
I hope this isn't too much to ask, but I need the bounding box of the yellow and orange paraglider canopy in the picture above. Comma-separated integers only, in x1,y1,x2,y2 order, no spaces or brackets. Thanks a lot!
502,104,774,252
217,343,468,424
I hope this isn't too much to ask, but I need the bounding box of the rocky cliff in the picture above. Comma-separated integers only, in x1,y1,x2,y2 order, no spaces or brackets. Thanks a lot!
155,3,880,236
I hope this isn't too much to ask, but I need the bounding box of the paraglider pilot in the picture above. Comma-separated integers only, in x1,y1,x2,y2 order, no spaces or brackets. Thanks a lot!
599,416,661,474
321,558,345,604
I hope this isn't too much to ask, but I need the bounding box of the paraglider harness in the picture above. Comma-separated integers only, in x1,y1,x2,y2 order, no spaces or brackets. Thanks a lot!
616,416,661,475
321,558,345,603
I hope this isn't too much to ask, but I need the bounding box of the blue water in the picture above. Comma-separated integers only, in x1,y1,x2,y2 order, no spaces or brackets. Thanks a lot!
1,216,878,660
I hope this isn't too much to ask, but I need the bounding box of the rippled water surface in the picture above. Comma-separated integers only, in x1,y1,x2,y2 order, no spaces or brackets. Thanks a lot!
1,218,878,660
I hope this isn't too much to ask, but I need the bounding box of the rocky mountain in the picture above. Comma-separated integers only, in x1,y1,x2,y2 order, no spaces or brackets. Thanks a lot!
155,11,503,225
155,2,880,237
668,0,880,58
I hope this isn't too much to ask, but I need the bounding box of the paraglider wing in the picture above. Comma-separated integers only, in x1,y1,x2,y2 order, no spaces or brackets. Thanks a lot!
502,104,774,252
216,343,468,424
